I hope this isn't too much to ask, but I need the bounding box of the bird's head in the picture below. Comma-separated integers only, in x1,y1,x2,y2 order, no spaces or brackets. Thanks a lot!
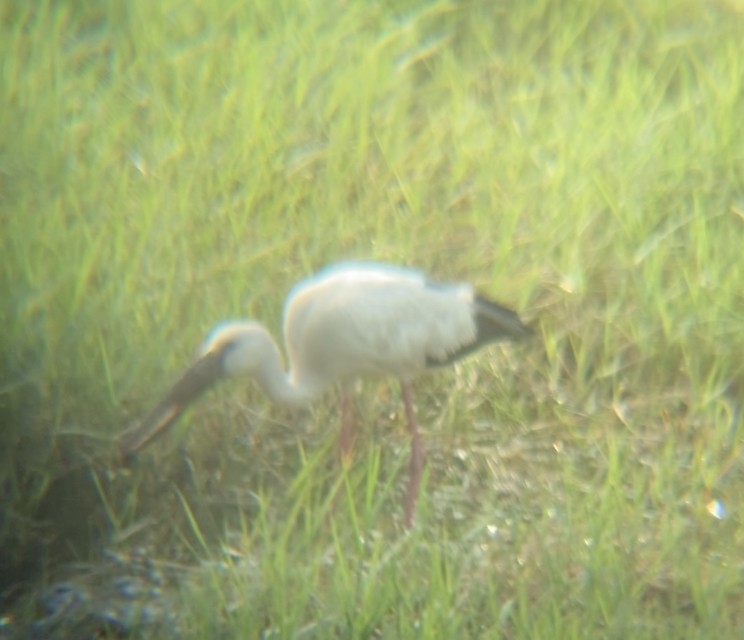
119,320,276,460
201,321,276,379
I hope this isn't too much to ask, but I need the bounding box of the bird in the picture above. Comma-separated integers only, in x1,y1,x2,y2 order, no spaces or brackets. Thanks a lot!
118,262,533,528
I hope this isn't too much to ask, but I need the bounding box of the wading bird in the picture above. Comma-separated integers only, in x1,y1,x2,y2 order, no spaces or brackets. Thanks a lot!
119,262,532,528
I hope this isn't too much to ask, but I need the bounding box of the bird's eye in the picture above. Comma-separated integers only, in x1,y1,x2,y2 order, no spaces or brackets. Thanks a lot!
219,339,240,356
201,338,238,360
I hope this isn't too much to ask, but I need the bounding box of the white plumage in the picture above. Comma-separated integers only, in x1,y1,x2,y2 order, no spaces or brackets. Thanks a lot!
120,262,532,527
285,264,476,384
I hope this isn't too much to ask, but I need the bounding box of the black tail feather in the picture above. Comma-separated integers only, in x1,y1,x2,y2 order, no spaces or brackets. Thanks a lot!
474,296,533,342
427,296,533,367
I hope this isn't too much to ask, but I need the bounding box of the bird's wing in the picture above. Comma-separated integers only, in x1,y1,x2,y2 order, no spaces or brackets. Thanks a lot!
285,269,478,382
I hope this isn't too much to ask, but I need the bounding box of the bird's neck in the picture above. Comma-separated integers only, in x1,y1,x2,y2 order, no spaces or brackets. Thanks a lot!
253,345,318,408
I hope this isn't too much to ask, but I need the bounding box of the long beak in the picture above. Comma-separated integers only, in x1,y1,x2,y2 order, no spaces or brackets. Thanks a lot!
119,352,222,461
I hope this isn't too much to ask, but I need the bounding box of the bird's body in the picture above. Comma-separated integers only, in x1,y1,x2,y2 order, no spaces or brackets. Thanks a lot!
286,263,475,382
120,262,532,527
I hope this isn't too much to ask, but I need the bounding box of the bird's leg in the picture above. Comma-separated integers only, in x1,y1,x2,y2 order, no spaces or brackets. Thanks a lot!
338,386,355,465
401,381,425,529
324,386,355,525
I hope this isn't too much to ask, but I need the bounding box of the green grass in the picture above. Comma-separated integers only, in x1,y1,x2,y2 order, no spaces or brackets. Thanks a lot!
2,0,744,637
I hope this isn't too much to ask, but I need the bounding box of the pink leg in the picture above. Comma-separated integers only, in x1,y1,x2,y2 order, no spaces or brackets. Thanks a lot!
339,388,354,464
326,390,355,524
401,381,425,529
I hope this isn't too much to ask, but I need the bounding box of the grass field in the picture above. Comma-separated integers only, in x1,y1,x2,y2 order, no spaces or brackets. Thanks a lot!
2,0,744,637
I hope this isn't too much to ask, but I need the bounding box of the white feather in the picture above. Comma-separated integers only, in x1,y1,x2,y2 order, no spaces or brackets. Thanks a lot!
284,264,477,387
